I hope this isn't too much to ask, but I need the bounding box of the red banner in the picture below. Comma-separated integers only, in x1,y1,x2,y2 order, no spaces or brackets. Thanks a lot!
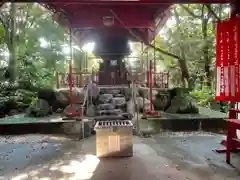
216,17,240,102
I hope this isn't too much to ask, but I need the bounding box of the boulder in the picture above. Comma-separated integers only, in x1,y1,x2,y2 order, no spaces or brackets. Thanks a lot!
54,88,85,107
37,88,56,107
98,93,113,103
112,97,126,109
26,99,50,117
138,87,148,98
86,82,100,100
8,109,18,116
152,91,171,111
100,88,121,95
166,96,199,114
136,97,154,112
97,103,115,110
138,88,158,99
63,103,83,117
113,94,125,97
126,97,154,113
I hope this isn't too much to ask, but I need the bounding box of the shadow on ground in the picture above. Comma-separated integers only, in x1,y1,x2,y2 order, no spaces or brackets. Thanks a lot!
1,133,240,180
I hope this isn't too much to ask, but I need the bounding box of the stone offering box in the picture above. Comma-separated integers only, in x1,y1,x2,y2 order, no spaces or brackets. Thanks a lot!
94,120,133,158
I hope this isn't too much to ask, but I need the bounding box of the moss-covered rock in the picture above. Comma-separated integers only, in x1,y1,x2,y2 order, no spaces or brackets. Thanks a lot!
63,103,83,117
152,90,171,111
26,99,50,117
166,95,199,114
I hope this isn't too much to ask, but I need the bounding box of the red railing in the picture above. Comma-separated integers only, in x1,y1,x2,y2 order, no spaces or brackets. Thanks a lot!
56,71,169,88
130,72,169,88
56,72,92,88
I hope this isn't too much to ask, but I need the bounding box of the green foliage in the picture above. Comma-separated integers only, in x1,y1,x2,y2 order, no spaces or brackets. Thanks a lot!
0,3,79,89
190,87,214,107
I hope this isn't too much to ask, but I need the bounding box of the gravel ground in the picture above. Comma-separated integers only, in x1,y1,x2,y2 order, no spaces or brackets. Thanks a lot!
0,133,239,180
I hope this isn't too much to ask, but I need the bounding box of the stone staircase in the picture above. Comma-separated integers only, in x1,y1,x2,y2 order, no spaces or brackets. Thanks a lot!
92,86,133,122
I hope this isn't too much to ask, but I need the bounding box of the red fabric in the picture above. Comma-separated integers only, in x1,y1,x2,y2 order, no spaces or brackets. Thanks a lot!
216,17,240,102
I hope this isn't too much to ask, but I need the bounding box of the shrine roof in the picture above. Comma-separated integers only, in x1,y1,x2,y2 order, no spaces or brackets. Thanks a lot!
43,0,230,5
1,0,231,43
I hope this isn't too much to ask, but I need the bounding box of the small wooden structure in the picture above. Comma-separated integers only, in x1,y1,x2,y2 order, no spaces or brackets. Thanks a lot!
95,120,133,158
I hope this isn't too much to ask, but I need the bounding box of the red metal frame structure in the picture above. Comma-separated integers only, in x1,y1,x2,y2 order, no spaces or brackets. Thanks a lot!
41,0,233,119
225,119,240,164
42,0,233,47
1,0,239,135
144,59,160,117
64,28,83,118
214,1,240,163
56,72,92,88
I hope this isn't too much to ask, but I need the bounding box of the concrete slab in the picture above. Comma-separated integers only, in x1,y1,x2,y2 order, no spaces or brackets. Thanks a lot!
0,133,239,180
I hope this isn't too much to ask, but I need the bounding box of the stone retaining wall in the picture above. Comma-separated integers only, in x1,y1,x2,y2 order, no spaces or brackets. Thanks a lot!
0,121,94,140
154,118,226,132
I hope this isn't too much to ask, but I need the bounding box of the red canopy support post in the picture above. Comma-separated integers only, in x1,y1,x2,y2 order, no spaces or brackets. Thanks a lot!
143,58,160,118
146,51,149,87
63,27,82,118
68,27,73,115
153,31,156,87
149,59,153,112
141,42,144,74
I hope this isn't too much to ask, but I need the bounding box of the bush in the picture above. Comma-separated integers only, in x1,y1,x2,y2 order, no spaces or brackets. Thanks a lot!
190,88,214,107
190,87,227,112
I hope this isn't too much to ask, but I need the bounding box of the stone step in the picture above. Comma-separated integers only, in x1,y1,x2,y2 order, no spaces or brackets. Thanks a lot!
97,109,122,116
113,94,125,98
94,113,133,121
97,103,115,110
94,116,128,121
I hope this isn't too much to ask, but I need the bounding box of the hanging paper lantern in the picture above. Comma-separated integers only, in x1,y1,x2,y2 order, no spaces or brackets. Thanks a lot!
103,16,114,27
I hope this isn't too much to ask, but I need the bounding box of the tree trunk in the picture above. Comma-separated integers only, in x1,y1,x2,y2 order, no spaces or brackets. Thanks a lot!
173,9,190,87
7,3,17,82
202,18,211,87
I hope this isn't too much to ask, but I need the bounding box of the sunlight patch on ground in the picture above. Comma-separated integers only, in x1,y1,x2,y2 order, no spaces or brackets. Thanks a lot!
58,154,99,180
12,154,100,180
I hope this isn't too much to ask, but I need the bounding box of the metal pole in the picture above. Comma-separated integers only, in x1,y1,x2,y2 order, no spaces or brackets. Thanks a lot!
134,81,139,135
149,60,153,112
146,51,149,87
141,42,144,74
153,33,156,87
69,27,73,114
85,52,88,72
